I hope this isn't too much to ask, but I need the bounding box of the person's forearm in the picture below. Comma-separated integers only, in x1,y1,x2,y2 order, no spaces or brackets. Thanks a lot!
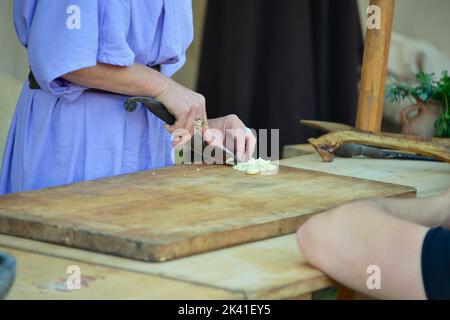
62,63,168,97
367,189,450,227
297,200,429,299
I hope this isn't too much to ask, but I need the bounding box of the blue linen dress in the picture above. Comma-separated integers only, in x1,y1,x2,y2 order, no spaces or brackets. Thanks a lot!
0,0,193,194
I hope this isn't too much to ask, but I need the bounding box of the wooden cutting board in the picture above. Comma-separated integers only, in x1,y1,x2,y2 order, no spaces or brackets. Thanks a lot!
0,165,415,262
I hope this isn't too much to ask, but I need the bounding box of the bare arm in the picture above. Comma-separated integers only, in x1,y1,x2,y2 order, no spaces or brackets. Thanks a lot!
63,63,257,157
297,201,428,299
368,189,450,228
62,63,207,135
62,63,168,98
296,190,450,299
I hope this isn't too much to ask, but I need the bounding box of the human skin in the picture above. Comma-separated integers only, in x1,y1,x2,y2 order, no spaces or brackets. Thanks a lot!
62,63,256,160
297,189,450,299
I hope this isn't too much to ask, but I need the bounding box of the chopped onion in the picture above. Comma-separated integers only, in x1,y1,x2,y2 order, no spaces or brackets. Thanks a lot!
233,158,278,175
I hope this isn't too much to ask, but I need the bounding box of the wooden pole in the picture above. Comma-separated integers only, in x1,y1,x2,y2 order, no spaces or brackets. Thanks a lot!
355,0,395,132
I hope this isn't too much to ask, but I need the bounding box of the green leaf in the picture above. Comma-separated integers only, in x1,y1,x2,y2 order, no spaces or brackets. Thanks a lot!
387,71,450,137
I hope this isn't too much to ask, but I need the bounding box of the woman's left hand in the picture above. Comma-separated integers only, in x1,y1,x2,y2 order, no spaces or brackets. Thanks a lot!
206,115,256,162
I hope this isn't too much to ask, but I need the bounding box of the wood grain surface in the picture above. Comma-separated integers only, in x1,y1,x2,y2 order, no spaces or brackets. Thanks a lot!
0,164,415,262
2,246,240,300
308,130,450,162
0,234,330,300
282,154,450,197
356,0,395,132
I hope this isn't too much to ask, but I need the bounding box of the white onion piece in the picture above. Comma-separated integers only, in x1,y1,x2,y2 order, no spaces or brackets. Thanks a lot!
233,158,278,175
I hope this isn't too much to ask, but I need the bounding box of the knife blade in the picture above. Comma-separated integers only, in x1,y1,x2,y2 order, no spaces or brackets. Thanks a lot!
124,96,236,165
336,143,437,161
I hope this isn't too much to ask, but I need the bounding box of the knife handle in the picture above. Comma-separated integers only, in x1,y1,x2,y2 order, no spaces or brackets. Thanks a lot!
124,96,176,126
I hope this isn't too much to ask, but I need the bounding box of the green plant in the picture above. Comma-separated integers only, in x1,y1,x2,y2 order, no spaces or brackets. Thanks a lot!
386,71,450,137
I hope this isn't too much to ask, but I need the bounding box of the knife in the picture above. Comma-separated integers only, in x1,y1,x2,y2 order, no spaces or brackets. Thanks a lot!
124,96,236,165
336,143,437,161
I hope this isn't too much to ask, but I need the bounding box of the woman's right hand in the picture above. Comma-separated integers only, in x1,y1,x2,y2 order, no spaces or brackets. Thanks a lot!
154,76,208,141
63,63,207,141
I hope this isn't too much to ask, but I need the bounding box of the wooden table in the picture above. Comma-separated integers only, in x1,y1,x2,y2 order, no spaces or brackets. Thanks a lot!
282,148,450,197
1,152,449,299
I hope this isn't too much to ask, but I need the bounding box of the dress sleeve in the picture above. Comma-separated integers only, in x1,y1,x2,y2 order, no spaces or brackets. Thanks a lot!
27,0,135,101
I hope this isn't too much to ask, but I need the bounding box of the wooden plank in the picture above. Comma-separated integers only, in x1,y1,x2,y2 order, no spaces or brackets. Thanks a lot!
1,246,241,300
300,120,450,148
0,165,415,262
0,234,333,300
300,120,354,133
308,130,450,163
356,0,395,132
1,155,443,300
282,154,450,197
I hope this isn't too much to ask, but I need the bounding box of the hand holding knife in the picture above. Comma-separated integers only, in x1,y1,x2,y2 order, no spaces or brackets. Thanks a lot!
124,96,238,165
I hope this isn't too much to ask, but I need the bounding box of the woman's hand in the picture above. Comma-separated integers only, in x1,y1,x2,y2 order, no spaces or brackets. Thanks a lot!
63,63,208,138
154,77,208,136
206,115,256,162
156,79,257,161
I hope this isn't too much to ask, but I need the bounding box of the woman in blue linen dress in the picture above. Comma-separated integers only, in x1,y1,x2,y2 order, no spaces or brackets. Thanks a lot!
1,0,255,194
